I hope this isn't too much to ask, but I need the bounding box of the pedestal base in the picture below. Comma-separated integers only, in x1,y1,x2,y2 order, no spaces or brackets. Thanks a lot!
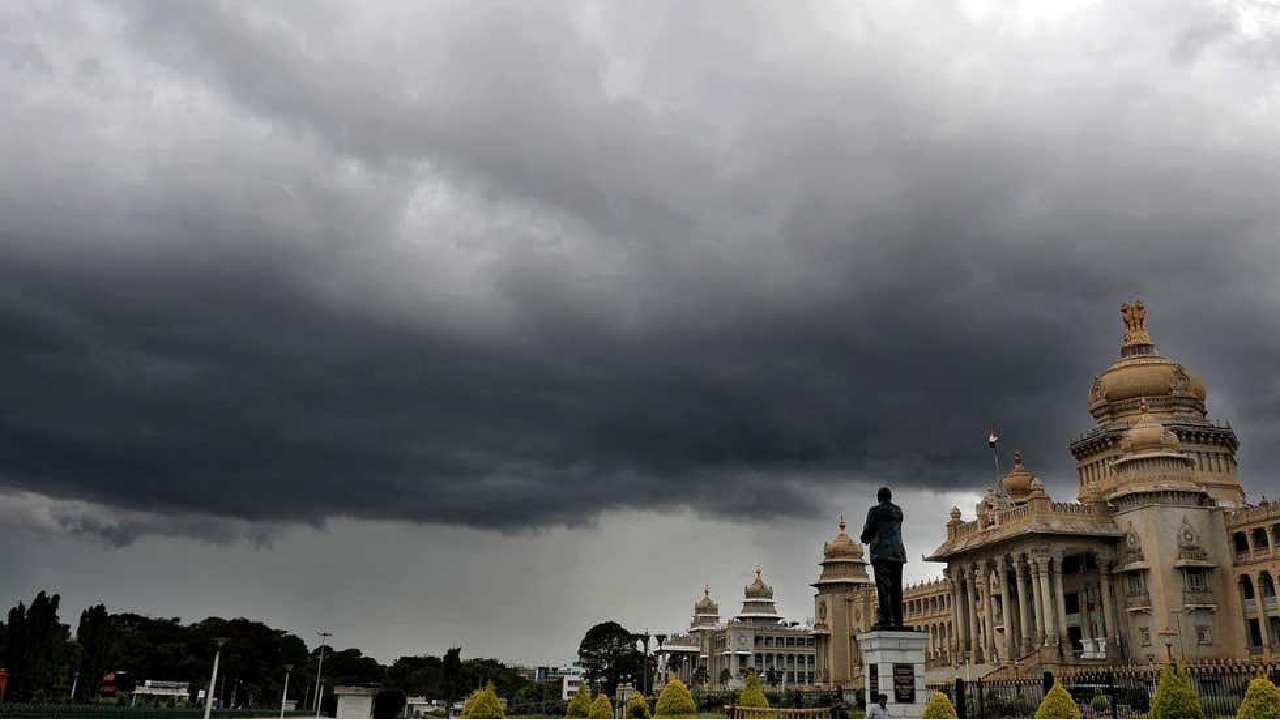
856,630,928,718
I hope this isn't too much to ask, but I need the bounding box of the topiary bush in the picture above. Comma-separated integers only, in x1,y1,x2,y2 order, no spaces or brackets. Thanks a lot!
1150,662,1203,719
566,688,593,718
922,691,958,719
1034,680,1081,719
625,692,652,719
738,672,770,710
1238,675,1280,719
588,693,613,719
653,677,697,718
462,681,505,719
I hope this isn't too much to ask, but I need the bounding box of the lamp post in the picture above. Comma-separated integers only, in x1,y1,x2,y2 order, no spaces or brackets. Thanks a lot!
1158,627,1177,663
280,664,294,719
314,631,332,718
654,634,667,693
204,638,229,720
69,671,80,703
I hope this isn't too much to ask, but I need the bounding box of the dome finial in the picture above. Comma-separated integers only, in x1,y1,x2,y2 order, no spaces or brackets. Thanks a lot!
838,514,846,532
1121,298,1152,347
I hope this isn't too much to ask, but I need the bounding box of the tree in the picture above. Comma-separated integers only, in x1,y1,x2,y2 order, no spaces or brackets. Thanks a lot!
625,692,651,718
578,622,643,696
588,693,613,719
923,691,958,719
75,604,113,703
765,668,782,689
691,667,708,689
737,671,769,709
2,591,72,702
1238,675,1280,719
1150,662,1203,719
461,681,504,719
719,668,731,686
566,687,593,718
653,677,696,719
1034,680,1081,719
442,647,464,702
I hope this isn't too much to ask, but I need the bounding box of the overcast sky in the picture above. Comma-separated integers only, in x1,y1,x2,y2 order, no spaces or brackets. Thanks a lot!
4,0,1280,665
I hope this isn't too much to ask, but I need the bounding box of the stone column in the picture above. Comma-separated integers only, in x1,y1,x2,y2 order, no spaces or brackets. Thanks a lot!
997,556,1014,663
1098,562,1116,653
1015,556,1032,655
980,566,996,662
1036,555,1056,648
1054,553,1071,656
1256,570,1272,649
1029,558,1044,645
966,567,980,663
949,573,964,660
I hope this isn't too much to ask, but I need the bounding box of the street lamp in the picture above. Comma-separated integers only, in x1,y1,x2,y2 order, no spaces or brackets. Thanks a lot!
314,631,332,718
1158,627,1177,663
204,638,229,720
281,664,294,719
69,671,80,703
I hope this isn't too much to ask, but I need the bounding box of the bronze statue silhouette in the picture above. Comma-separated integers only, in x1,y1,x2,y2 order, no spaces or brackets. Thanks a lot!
861,487,906,630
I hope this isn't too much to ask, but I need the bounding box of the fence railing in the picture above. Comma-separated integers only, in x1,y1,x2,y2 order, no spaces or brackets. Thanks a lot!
927,661,1280,718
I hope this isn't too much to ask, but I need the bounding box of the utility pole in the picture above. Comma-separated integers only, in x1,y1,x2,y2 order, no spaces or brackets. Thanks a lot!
204,638,229,720
314,631,332,718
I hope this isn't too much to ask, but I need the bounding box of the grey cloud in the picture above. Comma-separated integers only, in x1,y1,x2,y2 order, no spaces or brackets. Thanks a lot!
2,1,1280,542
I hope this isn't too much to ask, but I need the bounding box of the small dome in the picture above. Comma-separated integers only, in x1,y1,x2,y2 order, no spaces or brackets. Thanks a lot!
694,585,717,612
744,566,773,599
823,516,865,560
949,506,962,521
1121,401,1180,454
1002,450,1035,499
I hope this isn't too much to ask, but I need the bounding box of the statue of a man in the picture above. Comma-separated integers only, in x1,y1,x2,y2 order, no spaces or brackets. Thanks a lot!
861,486,906,630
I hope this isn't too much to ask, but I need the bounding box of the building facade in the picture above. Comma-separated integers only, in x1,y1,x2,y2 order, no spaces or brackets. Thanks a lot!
660,568,817,691
817,301,1273,684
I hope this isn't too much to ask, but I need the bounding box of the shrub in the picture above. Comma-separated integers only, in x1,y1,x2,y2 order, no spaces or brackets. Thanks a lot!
654,677,697,718
1150,662,1203,719
567,688,593,718
922,691,958,719
462,681,505,719
738,672,770,709
626,692,652,719
1034,680,1081,719
589,693,614,719
1091,694,1112,712
1238,675,1280,719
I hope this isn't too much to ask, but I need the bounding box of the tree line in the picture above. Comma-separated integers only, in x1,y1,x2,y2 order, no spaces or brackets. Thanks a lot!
0,590,544,710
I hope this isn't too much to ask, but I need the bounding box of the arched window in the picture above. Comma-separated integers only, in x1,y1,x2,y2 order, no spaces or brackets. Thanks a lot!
1254,528,1271,552
1241,575,1257,602
1262,572,1277,601
1235,531,1251,555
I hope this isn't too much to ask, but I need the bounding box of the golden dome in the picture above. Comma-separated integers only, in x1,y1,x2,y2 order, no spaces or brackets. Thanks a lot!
1002,450,1035,500
1120,401,1180,454
1088,301,1207,419
694,585,717,612
823,516,865,561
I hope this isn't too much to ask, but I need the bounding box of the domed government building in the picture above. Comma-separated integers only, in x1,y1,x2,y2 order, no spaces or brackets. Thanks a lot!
656,302,1280,691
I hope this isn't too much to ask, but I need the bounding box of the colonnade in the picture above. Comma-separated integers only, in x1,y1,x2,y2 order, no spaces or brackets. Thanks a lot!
945,548,1119,666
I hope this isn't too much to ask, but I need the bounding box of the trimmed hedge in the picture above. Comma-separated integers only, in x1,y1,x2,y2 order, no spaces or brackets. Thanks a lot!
1150,662,1203,719
1238,675,1280,719
922,691,957,719
1034,680,1081,719
653,678,697,719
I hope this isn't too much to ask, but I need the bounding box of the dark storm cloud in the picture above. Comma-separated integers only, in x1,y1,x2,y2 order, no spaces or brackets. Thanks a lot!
3,1,1280,540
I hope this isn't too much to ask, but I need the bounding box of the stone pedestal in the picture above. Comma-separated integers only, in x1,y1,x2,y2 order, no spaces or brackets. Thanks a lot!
856,631,928,718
